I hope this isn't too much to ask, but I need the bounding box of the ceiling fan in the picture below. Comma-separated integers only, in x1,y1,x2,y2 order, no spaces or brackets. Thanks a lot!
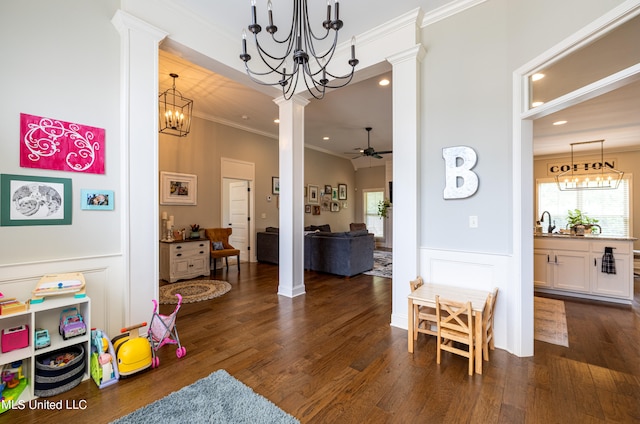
351,127,392,159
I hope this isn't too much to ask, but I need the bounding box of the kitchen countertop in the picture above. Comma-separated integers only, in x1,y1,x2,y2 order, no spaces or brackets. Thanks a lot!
534,233,637,241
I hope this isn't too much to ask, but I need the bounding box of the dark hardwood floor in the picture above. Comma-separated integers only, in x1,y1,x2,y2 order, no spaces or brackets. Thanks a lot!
8,264,640,423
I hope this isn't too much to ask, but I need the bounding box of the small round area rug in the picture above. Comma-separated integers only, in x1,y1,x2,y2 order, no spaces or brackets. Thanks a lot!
160,280,231,304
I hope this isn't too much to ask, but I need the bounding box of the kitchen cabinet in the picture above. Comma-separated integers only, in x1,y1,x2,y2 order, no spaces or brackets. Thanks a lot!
534,236,634,304
160,239,209,283
534,241,590,293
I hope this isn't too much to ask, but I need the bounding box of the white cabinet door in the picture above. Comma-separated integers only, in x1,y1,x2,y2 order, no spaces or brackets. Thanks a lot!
534,249,552,288
592,254,632,298
553,250,590,292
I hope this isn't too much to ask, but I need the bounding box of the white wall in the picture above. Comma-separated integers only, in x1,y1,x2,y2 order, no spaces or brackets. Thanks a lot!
0,1,123,334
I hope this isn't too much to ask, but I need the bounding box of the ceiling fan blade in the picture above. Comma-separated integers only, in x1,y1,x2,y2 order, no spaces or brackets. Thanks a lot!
375,150,392,155
373,154,383,159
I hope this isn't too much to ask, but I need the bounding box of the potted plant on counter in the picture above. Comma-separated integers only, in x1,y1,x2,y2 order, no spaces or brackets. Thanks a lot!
566,209,600,235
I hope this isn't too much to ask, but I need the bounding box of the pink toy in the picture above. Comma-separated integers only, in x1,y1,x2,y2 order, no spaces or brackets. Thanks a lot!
147,294,186,368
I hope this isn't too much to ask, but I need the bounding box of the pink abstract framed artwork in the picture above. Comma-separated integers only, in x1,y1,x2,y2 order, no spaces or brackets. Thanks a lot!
20,113,105,174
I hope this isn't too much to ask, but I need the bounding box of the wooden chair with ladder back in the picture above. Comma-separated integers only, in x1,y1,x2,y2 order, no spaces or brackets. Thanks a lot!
436,295,475,375
409,276,438,339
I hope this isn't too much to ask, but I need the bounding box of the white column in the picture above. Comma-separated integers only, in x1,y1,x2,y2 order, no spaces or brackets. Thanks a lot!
274,95,309,298
388,45,426,329
112,10,167,327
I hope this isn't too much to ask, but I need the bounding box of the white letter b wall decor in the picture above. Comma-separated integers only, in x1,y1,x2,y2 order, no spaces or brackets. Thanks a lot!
442,146,478,199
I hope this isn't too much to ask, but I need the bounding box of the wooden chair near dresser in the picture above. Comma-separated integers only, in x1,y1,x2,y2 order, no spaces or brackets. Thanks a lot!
204,228,240,274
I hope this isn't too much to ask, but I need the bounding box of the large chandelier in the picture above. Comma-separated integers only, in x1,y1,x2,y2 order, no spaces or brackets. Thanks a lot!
240,0,359,100
159,73,193,137
555,140,624,191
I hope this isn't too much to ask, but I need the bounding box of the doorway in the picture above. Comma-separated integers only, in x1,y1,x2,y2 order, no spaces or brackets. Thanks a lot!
221,157,256,263
223,178,250,263
514,3,640,356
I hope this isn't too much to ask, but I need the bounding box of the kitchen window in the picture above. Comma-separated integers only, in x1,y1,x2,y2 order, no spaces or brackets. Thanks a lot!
536,175,632,236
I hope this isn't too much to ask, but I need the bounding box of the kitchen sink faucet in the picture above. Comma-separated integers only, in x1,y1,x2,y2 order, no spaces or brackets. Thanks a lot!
540,211,556,234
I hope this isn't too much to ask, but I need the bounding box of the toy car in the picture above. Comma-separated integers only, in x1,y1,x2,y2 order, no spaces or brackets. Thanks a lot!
59,307,87,340
34,328,51,349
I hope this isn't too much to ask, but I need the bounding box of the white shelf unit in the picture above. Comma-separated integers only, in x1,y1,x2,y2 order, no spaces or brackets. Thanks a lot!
0,295,90,401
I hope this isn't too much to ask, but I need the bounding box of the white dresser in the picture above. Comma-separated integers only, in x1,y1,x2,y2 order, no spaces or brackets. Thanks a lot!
160,239,210,283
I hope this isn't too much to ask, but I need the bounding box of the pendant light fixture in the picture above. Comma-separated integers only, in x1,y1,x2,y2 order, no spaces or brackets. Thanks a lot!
555,140,624,191
159,73,193,137
239,0,359,100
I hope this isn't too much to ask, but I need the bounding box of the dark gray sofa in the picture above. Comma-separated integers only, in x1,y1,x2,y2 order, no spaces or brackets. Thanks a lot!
306,230,374,277
256,227,280,264
256,226,375,277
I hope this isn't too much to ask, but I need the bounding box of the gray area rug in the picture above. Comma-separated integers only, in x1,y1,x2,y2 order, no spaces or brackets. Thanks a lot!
364,250,392,278
110,369,299,424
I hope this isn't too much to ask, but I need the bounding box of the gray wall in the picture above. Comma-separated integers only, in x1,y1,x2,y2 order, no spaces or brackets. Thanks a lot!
159,116,358,235
419,0,627,254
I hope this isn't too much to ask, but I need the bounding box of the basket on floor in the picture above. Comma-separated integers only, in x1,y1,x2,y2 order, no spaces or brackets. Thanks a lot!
34,344,85,397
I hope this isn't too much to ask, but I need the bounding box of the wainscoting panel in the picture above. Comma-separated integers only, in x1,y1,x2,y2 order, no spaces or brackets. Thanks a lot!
0,254,124,336
391,247,514,354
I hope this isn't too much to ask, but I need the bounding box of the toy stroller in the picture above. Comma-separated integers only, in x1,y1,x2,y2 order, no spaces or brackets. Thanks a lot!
148,293,186,368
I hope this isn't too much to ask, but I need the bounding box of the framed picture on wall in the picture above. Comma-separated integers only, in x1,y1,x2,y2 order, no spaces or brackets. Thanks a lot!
313,205,321,215
272,176,280,194
338,183,347,200
308,185,319,204
305,205,311,213
160,171,197,205
331,187,338,200
81,189,114,210
0,173,72,226
324,185,332,195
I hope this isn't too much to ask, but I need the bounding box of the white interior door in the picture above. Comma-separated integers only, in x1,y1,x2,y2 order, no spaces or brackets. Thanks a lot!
228,180,249,263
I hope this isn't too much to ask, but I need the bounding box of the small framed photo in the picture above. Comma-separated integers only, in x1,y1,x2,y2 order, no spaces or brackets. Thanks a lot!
332,187,338,200
338,183,347,200
308,185,319,204
160,171,197,205
272,177,280,194
1,174,72,226
324,185,332,195
312,205,321,215
331,201,340,212
305,205,311,214
81,189,114,210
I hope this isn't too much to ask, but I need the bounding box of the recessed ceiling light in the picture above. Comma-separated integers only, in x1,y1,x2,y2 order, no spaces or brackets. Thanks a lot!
273,118,279,124
553,120,567,126
379,78,390,86
531,73,545,81
241,115,249,120
531,101,544,107
322,136,330,141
